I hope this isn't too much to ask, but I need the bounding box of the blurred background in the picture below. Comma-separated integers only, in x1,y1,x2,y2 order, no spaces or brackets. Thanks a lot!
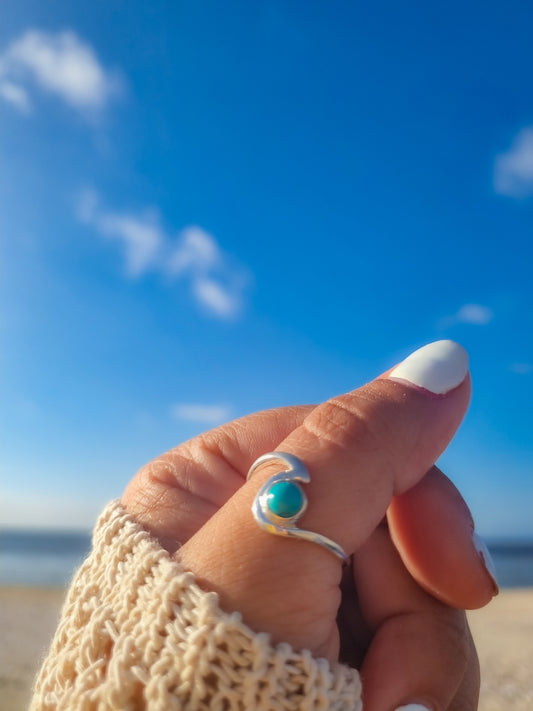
1,2,532,709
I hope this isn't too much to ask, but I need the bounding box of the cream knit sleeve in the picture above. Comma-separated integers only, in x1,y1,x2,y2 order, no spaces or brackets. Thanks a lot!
30,500,362,711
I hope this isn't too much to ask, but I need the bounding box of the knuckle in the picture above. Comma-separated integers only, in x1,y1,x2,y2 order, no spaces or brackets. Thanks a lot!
442,618,480,711
450,637,480,711
433,608,471,671
122,461,168,518
140,452,188,488
302,394,393,459
186,429,239,479
127,449,201,513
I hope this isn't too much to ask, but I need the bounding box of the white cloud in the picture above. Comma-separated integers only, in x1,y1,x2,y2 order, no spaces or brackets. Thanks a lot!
494,127,533,197
455,304,493,325
76,189,250,318
97,213,164,277
439,303,493,329
167,226,220,276
0,79,31,112
193,277,241,318
76,189,163,276
510,363,532,375
171,403,231,425
0,29,121,116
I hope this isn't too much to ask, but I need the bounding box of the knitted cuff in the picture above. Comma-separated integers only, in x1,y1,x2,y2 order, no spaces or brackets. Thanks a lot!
31,500,362,711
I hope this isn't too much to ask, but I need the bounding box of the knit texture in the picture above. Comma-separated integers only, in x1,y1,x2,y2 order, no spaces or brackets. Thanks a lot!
30,501,362,711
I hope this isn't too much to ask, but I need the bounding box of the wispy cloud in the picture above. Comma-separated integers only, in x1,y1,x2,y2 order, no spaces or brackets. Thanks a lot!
454,304,494,325
171,403,232,425
166,226,220,276
76,188,250,318
193,277,242,318
494,127,533,198
0,79,31,113
0,29,122,117
439,303,493,329
78,188,163,276
510,363,532,375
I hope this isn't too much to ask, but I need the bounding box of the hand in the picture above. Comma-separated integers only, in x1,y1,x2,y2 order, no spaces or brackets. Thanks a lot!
123,341,497,711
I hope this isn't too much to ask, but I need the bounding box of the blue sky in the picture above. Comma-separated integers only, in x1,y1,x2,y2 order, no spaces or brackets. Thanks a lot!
1,1,532,536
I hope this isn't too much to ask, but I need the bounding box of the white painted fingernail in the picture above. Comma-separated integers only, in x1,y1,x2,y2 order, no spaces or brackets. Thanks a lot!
389,340,469,394
473,531,500,595
394,705,432,711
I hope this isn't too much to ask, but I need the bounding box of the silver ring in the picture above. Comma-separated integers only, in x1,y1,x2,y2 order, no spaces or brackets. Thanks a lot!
247,452,348,563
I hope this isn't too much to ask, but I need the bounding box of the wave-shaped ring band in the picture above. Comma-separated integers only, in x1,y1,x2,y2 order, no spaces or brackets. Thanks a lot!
247,451,348,563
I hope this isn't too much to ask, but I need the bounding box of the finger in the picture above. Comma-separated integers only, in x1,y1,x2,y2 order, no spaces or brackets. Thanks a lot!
178,340,471,656
337,558,373,669
448,630,480,711
352,524,473,711
388,466,499,610
123,405,314,548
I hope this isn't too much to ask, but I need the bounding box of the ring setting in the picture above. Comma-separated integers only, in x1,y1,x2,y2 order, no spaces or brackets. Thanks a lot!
247,451,348,563
265,480,305,519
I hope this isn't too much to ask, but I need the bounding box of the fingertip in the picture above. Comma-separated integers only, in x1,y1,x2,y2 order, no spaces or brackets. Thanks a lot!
388,468,499,610
471,531,500,602
386,340,470,396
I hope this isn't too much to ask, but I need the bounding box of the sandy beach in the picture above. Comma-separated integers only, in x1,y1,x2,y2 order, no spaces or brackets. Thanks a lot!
468,589,533,710
1,586,532,711
0,587,65,711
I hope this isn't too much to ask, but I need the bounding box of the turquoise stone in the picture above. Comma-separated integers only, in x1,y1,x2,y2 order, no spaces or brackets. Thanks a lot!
266,481,304,518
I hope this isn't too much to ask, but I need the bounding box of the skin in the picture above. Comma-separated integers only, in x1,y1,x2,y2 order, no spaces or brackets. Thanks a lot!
123,371,497,711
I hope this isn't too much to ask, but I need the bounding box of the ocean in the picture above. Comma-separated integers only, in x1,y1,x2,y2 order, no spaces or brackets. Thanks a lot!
0,529,91,587
1,529,533,588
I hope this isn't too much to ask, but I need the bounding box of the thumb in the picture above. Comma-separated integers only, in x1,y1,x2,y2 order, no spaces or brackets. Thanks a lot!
177,340,471,658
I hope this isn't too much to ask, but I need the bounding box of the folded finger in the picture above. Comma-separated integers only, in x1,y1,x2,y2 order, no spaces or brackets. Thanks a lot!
447,631,480,711
388,466,498,609
352,525,473,711
123,404,314,547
